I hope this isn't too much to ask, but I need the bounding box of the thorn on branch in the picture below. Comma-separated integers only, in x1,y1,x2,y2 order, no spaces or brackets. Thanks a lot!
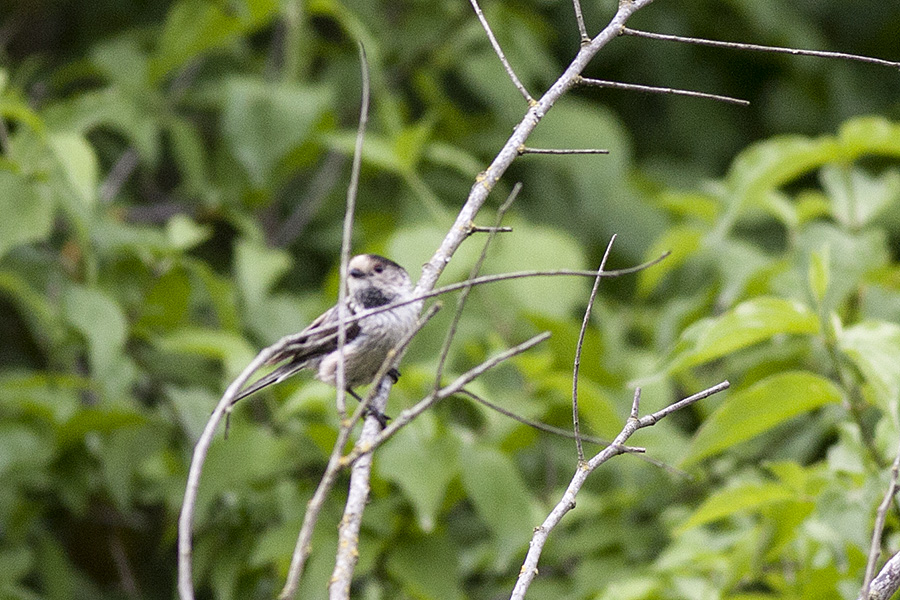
518,146,610,155
466,224,513,237
577,76,750,106
468,0,535,103
621,27,900,70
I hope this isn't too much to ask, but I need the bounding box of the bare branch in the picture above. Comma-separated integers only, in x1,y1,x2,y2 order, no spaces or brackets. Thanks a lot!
862,438,900,598
343,332,552,466
864,551,900,600
573,235,616,461
334,42,371,418
468,0,534,104
326,304,440,599
509,381,730,599
178,343,287,600
99,148,140,204
571,0,589,44
278,410,356,600
518,146,610,155
577,77,750,106
274,152,345,247
279,304,440,600
434,183,522,392
416,0,657,296
260,254,667,360
458,387,644,452
466,225,513,237
621,27,900,69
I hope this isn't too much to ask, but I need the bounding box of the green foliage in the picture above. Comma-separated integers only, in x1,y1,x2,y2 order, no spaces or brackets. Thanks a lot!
1,1,900,599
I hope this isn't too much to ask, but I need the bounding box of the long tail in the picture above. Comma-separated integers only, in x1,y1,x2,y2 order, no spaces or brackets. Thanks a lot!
230,361,308,405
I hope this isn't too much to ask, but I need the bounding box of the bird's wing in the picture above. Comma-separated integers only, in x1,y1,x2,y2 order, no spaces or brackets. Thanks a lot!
268,302,362,364
231,303,362,404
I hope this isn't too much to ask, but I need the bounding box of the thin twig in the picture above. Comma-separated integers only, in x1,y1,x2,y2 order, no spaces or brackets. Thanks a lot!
0,116,10,155
621,27,900,69
279,304,440,600
518,146,610,155
324,253,671,334
99,148,140,204
433,183,522,392
468,0,534,104
458,388,645,453
416,0,656,297
572,235,615,461
178,343,287,600
571,0,589,44
863,551,900,600
577,77,750,106
334,42,370,418
509,381,729,599
466,225,513,237
343,332,552,466
863,438,900,597
274,152,345,246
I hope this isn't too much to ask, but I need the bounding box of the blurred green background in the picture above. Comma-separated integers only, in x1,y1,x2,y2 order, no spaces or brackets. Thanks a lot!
2,1,900,599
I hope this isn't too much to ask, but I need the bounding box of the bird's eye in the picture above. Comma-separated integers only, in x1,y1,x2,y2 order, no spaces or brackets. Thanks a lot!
373,264,384,273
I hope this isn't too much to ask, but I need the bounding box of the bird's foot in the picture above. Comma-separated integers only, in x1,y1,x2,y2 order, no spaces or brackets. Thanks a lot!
387,368,400,383
365,406,391,428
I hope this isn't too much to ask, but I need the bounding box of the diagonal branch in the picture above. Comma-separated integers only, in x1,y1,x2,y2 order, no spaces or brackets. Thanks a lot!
342,332,552,466
509,381,729,599
577,76,749,106
279,304,440,600
334,42,371,418
862,437,900,598
469,0,534,103
621,27,900,69
572,235,616,461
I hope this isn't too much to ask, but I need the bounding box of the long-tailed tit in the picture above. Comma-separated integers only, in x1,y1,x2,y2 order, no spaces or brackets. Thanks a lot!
232,254,420,421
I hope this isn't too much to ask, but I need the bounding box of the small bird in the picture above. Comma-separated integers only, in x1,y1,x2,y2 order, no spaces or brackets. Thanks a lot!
232,254,421,421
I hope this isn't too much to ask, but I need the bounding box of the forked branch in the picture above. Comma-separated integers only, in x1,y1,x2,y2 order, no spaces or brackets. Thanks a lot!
509,381,730,599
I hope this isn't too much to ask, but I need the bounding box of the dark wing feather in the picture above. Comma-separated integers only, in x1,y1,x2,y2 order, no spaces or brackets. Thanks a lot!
231,303,362,404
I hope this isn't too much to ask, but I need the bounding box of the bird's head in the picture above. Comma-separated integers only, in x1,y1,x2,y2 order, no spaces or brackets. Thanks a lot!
347,254,413,309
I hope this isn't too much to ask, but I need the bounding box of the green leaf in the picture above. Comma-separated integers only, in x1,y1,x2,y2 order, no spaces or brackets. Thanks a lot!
837,116,900,158
386,536,465,600
196,425,290,523
793,223,888,313
222,78,332,185
57,406,146,447
820,164,900,229
234,239,292,305
667,297,819,372
726,133,840,211
49,133,98,207
137,266,192,331
378,416,459,532
166,214,211,251
807,246,830,307
676,482,797,534
166,117,209,193
482,219,588,319
840,321,900,417
151,0,278,81
0,171,53,260
459,444,534,566
154,327,256,380
0,425,53,477
62,285,128,377
638,225,703,296
683,371,842,465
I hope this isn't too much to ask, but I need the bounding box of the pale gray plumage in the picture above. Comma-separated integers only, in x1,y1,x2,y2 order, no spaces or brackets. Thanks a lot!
233,254,420,405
